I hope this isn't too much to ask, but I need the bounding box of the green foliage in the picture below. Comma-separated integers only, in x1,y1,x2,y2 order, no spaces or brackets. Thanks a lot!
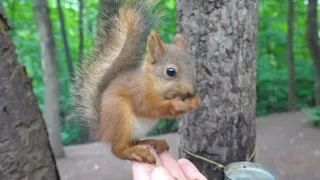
2,0,319,143
2,0,99,145
303,107,320,127
257,58,315,115
3,0,99,115
61,121,83,145
256,0,315,116
147,119,179,136
156,0,176,43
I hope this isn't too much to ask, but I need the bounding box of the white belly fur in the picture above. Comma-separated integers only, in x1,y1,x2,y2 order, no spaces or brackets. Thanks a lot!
132,116,159,138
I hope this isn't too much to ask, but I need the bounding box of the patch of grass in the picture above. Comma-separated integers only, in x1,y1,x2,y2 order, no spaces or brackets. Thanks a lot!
303,107,320,127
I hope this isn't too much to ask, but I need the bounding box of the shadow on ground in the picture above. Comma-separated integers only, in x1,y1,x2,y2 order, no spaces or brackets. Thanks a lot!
56,111,320,180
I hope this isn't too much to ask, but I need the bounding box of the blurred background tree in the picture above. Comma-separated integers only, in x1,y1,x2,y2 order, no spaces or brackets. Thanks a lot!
1,0,320,146
34,0,65,158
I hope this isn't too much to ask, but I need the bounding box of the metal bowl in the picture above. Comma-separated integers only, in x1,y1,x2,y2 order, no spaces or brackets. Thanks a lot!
224,161,276,180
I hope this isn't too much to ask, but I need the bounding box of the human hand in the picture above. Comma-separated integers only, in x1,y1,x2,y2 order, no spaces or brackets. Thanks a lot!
131,146,207,180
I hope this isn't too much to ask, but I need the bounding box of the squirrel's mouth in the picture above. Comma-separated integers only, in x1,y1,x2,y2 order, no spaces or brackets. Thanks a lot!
181,92,194,100
163,92,194,101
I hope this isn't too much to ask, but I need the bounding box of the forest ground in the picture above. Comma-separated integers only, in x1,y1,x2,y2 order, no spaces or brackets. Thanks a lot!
56,111,320,180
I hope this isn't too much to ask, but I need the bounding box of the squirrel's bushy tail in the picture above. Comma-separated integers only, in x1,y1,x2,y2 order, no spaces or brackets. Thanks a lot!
71,0,161,139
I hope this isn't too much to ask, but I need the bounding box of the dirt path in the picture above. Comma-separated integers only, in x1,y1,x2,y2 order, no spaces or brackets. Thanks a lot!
56,111,320,180
256,111,320,180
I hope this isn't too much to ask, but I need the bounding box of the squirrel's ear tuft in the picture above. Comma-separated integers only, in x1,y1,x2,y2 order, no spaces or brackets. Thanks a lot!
173,34,187,50
146,30,165,64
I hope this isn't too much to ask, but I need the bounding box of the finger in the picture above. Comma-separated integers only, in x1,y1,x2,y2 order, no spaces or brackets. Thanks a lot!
158,151,188,180
177,159,207,180
150,167,176,180
132,161,154,180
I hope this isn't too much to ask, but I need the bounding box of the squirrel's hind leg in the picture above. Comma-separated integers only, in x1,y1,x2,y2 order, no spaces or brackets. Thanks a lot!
110,139,169,164
111,143,157,164
100,91,157,164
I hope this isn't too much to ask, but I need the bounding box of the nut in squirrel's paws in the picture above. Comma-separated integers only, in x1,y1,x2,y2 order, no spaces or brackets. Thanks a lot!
185,96,201,109
130,146,156,164
171,99,190,114
170,99,194,116
170,96,200,116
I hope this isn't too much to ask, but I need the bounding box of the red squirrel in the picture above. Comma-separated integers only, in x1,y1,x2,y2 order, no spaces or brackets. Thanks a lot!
71,0,200,164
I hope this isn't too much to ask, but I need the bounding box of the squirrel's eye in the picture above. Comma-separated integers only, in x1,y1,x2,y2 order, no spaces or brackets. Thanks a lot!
166,68,176,77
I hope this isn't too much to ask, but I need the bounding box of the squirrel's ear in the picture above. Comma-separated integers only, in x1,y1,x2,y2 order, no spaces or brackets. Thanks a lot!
173,34,187,50
146,30,165,64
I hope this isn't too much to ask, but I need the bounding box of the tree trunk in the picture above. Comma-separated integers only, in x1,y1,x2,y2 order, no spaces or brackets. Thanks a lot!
78,0,83,62
34,0,65,158
176,0,258,179
307,0,320,106
287,0,296,111
0,8,60,180
57,0,74,79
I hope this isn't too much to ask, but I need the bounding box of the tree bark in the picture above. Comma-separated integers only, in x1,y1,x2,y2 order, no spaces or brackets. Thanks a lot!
0,8,60,180
307,0,320,106
57,0,74,79
176,0,257,179
78,0,83,62
287,0,296,111
34,0,65,158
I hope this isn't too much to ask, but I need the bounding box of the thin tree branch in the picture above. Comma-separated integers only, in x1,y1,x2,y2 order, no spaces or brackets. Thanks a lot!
78,0,83,62
57,0,74,79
